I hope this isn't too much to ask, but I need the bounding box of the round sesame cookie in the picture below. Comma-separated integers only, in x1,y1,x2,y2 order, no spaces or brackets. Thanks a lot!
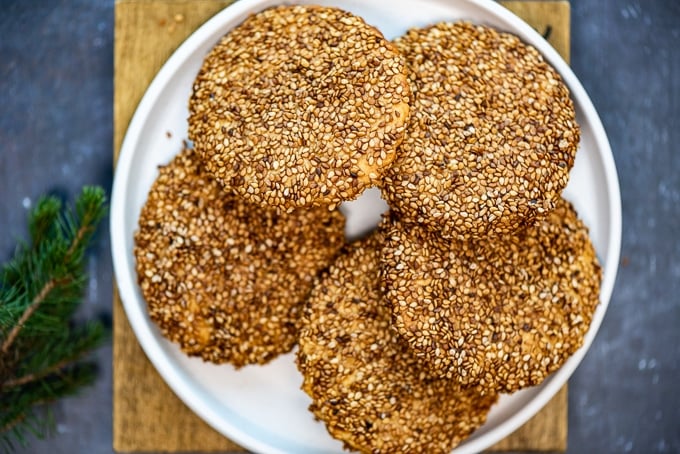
380,199,601,393
189,5,411,211
297,235,497,453
381,22,580,240
134,147,345,367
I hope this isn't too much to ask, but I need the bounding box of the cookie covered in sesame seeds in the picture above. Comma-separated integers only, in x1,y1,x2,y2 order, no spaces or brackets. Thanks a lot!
189,5,411,211
297,234,497,453
379,199,601,393
381,22,580,240
134,147,345,367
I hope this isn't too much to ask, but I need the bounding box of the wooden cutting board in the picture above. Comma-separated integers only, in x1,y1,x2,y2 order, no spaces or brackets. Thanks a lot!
113,1,571,451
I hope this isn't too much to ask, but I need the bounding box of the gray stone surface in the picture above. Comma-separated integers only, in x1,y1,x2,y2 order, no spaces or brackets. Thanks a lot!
0,0,678,453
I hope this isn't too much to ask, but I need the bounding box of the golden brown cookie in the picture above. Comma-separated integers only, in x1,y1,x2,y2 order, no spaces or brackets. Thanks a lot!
382,22,580,240
298,234,497,453
189,5,410,211
134,147,345,366
380,199,601,393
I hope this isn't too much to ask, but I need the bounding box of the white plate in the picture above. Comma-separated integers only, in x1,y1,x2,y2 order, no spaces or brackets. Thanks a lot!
111,0,622,452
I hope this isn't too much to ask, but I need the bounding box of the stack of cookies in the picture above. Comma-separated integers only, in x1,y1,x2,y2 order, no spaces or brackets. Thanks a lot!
133,5,602,453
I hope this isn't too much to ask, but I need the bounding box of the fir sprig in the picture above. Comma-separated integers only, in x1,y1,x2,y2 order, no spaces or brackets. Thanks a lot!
0,186,108,451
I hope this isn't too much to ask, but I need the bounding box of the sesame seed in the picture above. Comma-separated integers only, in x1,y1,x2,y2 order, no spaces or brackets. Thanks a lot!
298,234,497,452
188,5,411,210
380,22,580,241
379,199,601,393
134,147,345,366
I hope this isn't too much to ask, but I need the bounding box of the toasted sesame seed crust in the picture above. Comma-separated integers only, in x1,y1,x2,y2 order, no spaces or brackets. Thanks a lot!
380,199,601,393
382,22,580,240
297,235,497,453
134,147,345,367
189,5,411,211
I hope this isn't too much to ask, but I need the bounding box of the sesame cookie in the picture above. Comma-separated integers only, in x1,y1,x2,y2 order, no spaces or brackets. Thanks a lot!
189,5,411,211
297,235,497,453
382,22,580,240
380,199,601,393
134,147,345,367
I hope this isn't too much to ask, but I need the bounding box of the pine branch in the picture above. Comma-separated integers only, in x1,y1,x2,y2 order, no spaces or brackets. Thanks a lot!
0,413,25,438
0,191,101,354
8,322,105,387
2,324,102,389
0,362,97,451
0,186,107,450
2,356,73,388
0,279,57,355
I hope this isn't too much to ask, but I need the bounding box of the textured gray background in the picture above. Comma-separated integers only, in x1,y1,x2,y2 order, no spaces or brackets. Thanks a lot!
1,0,678,453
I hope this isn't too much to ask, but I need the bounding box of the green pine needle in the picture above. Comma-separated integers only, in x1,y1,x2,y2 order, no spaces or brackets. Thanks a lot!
0,186,108,451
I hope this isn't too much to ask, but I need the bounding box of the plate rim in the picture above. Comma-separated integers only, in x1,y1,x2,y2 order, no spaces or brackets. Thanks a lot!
110,0,622,452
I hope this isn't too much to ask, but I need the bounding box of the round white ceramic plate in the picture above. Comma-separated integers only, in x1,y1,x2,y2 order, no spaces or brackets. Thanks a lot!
111,0,622,452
